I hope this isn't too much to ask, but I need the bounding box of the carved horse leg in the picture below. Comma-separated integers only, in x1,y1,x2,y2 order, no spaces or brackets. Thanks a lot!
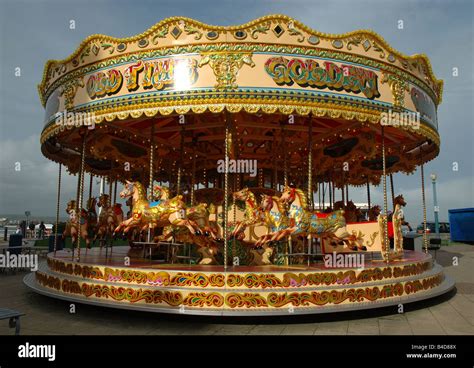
171,218,201,236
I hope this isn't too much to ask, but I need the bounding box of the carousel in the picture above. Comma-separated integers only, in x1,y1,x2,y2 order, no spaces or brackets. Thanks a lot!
24,15,454,315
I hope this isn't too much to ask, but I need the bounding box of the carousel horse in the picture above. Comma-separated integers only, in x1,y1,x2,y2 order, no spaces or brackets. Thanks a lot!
114,181,203,238
153,185,219,241
145,184,221,265
63,199,92,249
278,186,348,241
206,190,268,243
368,205,381,221
157,203,219,243
273,186,369,251
254,194,290,246
230,187,265,240
94,194,124,244
334,200,361,223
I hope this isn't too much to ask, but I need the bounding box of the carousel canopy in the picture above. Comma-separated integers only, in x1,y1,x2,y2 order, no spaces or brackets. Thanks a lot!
38,15,442,188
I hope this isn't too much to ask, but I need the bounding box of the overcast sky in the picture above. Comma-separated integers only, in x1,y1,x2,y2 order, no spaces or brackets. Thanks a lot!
0,0,473,225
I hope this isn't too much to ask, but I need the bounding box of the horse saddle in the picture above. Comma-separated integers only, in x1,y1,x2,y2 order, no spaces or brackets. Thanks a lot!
149,200,162,208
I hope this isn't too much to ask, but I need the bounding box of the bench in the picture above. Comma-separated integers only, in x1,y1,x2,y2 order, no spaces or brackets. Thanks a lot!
0,308,25,335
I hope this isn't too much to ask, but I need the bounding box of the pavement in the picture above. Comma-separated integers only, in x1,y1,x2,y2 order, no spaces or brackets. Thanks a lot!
0,243,473,335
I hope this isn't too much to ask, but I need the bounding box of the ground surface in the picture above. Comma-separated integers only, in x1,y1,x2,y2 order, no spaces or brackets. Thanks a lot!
0,243,472,335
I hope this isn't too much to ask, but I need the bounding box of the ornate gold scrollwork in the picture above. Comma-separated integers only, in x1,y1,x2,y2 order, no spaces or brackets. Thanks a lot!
59,77,84,110
198,53,255,90
381,72,409,108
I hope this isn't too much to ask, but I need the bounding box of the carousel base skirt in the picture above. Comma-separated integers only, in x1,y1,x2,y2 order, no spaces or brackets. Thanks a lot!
24,246,454,316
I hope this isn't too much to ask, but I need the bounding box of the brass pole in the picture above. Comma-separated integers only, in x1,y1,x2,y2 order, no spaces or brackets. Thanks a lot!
72,169,81,260
381,126,390,262
420,147,428,252
148,123,155,242
76,131,87,261
282,121,288,187
191,149,196,205
54,163,62,256
223,112,230,270
307,115,313,210
307,115,313,264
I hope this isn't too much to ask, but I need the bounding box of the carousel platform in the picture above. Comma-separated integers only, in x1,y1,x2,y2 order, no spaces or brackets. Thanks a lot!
23,246,454,316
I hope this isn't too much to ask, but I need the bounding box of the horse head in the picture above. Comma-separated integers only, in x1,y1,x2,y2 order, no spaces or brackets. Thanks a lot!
345,200,357,211
66,200,76,214
233,187,250,201
260,194,274,212
280,186,296,205
333,201,345,211
394,194,406,207
120,181,134,199
98,194,109,208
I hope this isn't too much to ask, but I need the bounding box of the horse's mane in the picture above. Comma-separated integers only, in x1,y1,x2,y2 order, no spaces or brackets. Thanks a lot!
293,188,308,210
133,182,147,198
245,190,256,205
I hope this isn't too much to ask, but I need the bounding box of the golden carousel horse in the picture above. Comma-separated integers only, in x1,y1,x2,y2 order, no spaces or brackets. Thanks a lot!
254,194,290,246
63,199,92,249
229,188,276,265
276,187,371,252
115,181,222,264
230,187,266,240
168,186,220,241
275,186,348,243
114,181,203,236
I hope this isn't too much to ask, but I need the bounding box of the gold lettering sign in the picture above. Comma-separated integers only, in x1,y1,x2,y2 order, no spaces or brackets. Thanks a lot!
86,58,199,99
264,57,380,99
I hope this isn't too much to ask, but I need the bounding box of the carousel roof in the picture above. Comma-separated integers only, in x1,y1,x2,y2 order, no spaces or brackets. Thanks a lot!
38,15,442,188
